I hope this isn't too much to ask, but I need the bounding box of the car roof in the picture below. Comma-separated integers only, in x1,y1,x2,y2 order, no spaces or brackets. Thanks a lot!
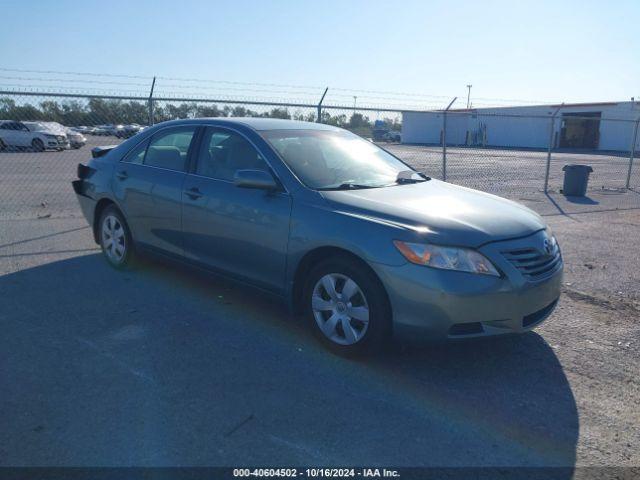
158,117,342,132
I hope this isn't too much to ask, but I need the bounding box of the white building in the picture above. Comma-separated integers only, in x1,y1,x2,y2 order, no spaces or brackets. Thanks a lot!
402,101,640,152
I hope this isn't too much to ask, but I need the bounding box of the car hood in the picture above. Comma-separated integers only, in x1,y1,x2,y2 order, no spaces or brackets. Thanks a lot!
37,129,65,136
320,179,545,247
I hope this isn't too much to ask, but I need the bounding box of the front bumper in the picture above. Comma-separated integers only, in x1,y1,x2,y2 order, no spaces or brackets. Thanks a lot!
374,232,563,342
46,138,69,149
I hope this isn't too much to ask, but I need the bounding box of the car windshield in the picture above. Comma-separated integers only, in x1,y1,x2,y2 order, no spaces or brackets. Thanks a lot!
25,122,47,132
261,129,424,190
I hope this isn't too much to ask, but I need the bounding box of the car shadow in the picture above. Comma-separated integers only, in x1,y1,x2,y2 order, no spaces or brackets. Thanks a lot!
0,253,578,471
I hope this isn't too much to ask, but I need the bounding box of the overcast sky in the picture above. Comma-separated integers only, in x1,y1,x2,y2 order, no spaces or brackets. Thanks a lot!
1,0,638,108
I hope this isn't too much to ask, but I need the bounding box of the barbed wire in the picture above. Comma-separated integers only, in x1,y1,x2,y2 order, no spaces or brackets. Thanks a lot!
0,75,152,88
0,67,152,80
0,67,561,108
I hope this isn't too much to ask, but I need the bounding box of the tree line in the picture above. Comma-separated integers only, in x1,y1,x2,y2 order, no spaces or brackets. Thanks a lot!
0,97,401,137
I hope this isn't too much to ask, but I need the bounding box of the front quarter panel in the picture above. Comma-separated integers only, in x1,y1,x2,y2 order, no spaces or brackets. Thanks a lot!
286,196,416,291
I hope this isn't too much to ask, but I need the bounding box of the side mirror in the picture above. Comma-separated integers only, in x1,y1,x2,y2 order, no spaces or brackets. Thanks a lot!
233,169,278,191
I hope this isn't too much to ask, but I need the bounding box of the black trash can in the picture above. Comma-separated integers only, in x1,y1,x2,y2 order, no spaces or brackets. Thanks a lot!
562,164,593,196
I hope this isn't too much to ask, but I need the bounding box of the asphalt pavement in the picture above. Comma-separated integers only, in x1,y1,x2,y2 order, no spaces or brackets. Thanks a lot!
0,137,638,469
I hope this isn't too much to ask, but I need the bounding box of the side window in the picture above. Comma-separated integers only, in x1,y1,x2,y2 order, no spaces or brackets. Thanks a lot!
122,139,149,165
144,127,196,172
196,128,269,181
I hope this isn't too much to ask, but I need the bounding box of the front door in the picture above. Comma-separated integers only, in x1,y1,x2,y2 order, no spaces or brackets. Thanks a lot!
112,126,198,257
181,127,292,293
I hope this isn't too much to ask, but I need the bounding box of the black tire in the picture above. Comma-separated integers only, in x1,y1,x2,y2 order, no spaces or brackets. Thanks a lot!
303,255,392,356
98,205,137,269
32,138,45,152
0,138,6,151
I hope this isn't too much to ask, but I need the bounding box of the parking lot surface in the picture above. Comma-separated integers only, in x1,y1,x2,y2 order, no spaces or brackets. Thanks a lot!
0,138,638,468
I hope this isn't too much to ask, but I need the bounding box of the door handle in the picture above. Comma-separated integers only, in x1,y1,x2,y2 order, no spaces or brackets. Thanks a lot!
184,187,203,200
115,170,128,180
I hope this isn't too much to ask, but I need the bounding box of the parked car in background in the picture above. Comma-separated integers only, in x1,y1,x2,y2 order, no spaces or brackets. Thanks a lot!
24,122,72,151
36,122,87,149
383,131,402,143
72,126,94,135
93,124,114,136
65,127,87,149
1,120,68,151
72,118,562,355
116,124,144,139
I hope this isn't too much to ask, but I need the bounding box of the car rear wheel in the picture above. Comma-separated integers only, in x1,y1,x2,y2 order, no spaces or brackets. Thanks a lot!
303,255,391,355
32,138,44,152
0,138,6,151
99,206,136,269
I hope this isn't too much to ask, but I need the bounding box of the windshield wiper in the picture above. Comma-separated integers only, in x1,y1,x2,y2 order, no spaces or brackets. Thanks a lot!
318,182,380,191
395,170,430,184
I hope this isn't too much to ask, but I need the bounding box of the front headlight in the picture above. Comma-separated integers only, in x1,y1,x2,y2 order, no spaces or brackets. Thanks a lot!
393,240,500,276
546,226,558,245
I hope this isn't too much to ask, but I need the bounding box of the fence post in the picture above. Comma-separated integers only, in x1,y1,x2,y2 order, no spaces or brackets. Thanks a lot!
316,87,328,123
442,97,457,181
625,117,640,189
147,76,156,126
544,103,563,193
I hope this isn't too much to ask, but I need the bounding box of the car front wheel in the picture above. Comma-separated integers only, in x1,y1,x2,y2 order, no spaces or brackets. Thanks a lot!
32,138,44,152
304,255,391,355
99,206,136,269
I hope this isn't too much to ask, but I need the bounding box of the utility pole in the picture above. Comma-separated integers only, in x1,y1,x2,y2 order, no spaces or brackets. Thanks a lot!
353,96,357,111
466,84,472,109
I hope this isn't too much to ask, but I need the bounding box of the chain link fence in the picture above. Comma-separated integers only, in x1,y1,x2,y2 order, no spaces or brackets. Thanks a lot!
1,90,639,231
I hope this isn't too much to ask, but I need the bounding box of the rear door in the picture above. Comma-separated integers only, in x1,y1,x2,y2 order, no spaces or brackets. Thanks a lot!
0,122,16,146
112,126,198,257
181,126,292,293
0,122,25,146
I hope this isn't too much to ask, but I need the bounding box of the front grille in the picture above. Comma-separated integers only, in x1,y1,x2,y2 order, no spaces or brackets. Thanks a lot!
502,242,561,279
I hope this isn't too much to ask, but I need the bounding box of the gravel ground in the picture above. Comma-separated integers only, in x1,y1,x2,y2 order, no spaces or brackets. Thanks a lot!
0,137,638,468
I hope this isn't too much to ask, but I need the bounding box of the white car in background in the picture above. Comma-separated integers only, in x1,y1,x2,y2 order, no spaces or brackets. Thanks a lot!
38,121,87,149
65,128,87,149
56,125,87,149
23,122,71,151
0,120,68,151
26,122,86,149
